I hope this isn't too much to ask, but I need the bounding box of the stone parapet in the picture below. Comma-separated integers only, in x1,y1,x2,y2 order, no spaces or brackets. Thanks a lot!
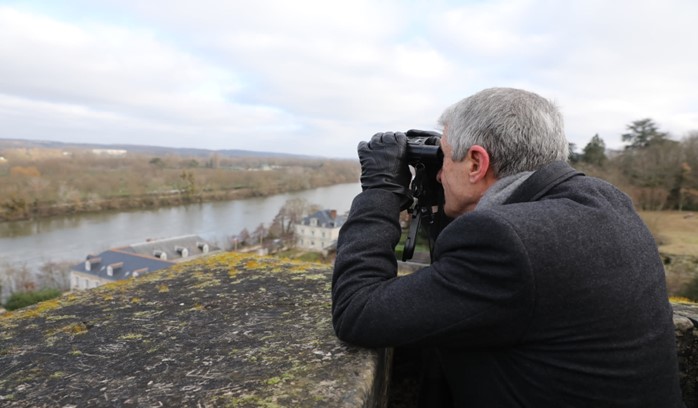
673,302,698,407
1,253,696,407
0,253,389,407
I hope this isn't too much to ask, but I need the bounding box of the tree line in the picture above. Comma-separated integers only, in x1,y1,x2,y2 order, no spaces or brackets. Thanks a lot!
569,118,698,211
0,150,359,221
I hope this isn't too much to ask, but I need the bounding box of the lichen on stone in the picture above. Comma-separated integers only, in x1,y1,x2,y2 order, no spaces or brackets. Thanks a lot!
0,252,386,407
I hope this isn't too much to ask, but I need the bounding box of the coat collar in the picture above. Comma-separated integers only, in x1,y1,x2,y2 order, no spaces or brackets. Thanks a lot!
503,161,584,205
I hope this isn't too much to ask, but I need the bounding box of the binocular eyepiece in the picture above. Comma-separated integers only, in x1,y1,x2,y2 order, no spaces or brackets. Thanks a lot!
405,129,443,168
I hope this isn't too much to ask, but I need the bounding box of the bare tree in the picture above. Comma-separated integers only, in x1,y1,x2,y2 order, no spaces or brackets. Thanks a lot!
238,228,250,246
1,262,36,302
254,223,266,245
275,198,310,236
37,261,72,291
616,127,682,210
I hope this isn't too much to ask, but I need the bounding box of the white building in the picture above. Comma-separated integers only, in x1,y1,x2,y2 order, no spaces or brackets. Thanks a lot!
294,209,346,252
91,149,127,157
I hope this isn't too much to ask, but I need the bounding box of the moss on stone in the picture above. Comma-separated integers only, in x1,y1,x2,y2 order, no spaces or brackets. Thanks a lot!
0,252,386,407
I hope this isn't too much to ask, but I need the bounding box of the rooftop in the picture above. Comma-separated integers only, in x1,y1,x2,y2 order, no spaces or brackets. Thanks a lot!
118,234,218,261
72,250,175,280
299,209,346,228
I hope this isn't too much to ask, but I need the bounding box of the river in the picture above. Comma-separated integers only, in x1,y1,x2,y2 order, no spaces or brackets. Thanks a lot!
0,183,361,280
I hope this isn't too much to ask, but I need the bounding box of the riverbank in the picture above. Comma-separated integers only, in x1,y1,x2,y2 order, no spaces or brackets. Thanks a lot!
0,179,357,223
1,147,360,223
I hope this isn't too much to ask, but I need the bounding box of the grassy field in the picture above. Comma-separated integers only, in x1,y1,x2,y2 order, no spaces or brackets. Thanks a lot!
639,211,698,257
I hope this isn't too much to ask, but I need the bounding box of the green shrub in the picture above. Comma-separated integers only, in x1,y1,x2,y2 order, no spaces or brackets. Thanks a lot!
4,288,62,311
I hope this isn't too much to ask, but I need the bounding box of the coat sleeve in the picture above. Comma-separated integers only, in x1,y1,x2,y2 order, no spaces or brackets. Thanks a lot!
332,189,535,348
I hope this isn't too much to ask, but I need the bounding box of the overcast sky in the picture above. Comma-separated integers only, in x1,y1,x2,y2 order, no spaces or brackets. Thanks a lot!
0,0,696,158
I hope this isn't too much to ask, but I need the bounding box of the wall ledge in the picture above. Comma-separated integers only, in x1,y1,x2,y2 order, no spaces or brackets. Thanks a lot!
0,253,388,407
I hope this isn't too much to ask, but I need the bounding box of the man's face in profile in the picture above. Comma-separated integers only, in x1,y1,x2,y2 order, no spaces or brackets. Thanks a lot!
438,131,478,217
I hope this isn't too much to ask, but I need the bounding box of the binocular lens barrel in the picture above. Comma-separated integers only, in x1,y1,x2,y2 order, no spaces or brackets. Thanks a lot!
406,143,442,166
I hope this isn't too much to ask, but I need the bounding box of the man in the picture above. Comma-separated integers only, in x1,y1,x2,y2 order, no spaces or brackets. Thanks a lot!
332,88,683,407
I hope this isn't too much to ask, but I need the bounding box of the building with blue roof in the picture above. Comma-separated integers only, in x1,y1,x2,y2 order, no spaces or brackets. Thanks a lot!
70,250,174,290
294,209,346,253
69,235,218,291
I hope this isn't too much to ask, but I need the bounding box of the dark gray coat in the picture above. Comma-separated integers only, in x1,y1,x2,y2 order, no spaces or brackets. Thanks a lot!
332,161,683,407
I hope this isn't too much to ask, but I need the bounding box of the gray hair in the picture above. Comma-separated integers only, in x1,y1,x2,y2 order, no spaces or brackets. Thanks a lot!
438,87,569,177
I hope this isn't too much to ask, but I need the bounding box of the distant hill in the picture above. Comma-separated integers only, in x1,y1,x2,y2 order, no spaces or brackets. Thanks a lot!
0,138,317,159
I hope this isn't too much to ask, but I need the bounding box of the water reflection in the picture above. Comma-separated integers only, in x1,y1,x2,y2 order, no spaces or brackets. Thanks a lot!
0,214,85,238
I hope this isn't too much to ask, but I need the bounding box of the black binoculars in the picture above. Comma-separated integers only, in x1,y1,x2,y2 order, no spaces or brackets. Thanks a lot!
403,130,449,262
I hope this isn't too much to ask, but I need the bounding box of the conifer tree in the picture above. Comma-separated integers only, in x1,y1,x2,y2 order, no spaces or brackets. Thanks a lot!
622,118,668,149
582,134,607,166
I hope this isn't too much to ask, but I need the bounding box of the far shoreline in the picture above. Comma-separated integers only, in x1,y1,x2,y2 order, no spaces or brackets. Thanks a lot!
0,180,358,223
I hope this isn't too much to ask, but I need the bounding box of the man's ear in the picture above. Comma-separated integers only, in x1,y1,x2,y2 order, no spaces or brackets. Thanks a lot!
467,145,492,183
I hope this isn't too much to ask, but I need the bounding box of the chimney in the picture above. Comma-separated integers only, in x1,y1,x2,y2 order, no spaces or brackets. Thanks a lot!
153,250,167,260
175,246,189,258
106,262,123,277
85,257,101,271
330,210,337,220
197,242,210,254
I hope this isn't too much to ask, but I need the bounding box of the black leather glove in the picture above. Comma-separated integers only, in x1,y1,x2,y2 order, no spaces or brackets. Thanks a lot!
358,132,413,210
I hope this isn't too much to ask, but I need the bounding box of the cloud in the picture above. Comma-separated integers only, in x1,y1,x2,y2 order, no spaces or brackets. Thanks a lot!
0,5,308,152
432,0,698,148
0,0,696,157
